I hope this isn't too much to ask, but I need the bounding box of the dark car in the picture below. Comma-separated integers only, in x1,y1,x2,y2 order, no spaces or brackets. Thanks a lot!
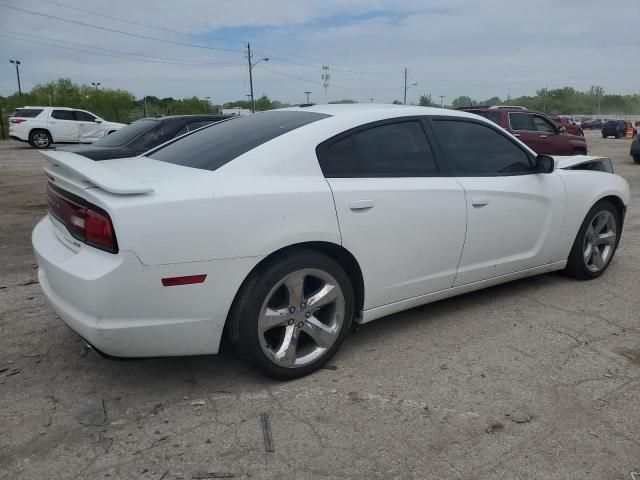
630,133,640,163
59,115,232,160
461,107,587,155
601,120,629,139
581,118,606,130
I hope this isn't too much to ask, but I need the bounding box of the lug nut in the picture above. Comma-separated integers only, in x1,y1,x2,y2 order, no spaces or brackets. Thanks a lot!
297,322,304,328
289,306,296,313
305,312,311,318
288,319,294,325
300,302,306,308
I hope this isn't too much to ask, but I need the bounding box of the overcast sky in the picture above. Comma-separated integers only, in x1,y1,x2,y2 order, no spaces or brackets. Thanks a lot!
0,0,638,105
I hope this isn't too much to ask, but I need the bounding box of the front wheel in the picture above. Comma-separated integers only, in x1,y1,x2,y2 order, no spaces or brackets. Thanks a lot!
29,130,52,149
565,201,620,279
228,249,354,379
632,154,640,164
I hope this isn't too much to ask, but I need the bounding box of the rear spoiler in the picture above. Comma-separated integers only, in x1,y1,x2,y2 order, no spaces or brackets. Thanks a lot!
40,150,153,194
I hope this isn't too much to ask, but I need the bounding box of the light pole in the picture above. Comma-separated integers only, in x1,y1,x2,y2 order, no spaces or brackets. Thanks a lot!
205,96,211,113
304,91,312,104
9,59,22,96
403,67,417,105
439,95,445,108
91,82,101,92
246,43,268,113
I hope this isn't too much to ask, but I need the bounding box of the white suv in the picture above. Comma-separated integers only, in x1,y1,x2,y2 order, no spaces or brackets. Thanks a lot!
9,106,126,149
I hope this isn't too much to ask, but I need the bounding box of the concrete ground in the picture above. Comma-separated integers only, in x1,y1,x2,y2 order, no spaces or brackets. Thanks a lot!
0,131,639,480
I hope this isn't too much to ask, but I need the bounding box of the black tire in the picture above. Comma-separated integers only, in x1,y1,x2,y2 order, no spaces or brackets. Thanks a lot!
572,148,586,156
29,129,52,149
227,249,354,379
565,200,620,280
615,133,622,139
633,154,640,164
602,133,607,138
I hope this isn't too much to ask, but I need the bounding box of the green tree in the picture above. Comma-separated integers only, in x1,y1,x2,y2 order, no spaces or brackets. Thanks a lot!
255,95,272,111
392,100,402,105
451,96,474,109
418,94,433,107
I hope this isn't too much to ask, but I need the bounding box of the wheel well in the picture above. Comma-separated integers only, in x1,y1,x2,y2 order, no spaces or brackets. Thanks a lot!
30,128,51,137
598,195,626,239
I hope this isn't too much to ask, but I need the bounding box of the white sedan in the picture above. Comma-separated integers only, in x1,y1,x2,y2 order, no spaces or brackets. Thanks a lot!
33,105,630,378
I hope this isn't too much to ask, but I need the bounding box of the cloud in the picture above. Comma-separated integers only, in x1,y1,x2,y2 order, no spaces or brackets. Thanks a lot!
0,0,638,104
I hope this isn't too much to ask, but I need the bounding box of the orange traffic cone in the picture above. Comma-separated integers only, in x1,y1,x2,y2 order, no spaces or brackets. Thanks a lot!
625,127,634,139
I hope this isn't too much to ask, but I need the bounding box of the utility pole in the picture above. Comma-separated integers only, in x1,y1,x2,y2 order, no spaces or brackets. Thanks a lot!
370,97,374,103
304,91,312,104
9,59,22,96
205,96,211,113
403,67,407,105
439,95,445,108
246,43,268,113
321,65,330,103
143,96,148,117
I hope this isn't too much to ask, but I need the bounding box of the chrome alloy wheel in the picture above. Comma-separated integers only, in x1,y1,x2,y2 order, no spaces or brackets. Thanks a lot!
257,268,345,368
32,132,50,148
583,210,617,273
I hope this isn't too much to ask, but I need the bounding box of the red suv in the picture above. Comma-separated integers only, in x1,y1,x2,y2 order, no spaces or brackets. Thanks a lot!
550,116,584,136
461,107,588,155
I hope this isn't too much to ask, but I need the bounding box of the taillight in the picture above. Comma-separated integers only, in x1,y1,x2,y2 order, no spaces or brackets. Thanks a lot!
47,183,118,253
10,118,26,124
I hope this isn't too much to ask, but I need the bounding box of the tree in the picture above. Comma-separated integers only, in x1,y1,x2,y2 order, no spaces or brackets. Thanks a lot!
255,95,272,111
418,94,432,107
328,99,357,104
451,96,474,109
392,100,402,105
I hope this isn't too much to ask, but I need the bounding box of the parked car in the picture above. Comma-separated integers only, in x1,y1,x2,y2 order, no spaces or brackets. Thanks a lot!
58,115,233,160
33,105,629,378
581,118,606,130
551,116,584,136
630,133,640,163
601,120,629,139
462,107,588,155
9,107,125,149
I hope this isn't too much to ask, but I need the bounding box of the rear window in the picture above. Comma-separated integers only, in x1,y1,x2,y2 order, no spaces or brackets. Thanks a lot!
11,108,43,118
93,119,157,147
148,111,330,171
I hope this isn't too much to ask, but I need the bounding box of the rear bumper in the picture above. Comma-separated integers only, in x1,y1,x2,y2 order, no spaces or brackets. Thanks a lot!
33,216,257,357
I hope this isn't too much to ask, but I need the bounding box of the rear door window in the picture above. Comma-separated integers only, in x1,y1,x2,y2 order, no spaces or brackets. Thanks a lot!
51,110,76,121
148,111,329,171
509,112,534,131
11,108,43,118
93,119,157,147
318,120,439,177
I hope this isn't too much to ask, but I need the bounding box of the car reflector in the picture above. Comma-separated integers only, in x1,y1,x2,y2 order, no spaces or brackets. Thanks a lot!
161,275,207,287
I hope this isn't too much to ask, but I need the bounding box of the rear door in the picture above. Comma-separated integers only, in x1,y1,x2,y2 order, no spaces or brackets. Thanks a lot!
49,110,79,142
428,117,565,286
317,118,467,310
74,110,103,142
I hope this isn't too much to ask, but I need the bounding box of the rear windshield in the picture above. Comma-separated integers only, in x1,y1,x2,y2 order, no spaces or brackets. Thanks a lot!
148,111,330,171
11,108,43,118
93,118,157,147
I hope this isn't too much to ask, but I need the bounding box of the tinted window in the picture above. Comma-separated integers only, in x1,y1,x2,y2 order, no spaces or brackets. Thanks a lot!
320,121,438,177
475,111,502,125
531,115,556,133
187,120,215,131
75,111,97,122
509,112,533,131
12,108,43,118
129,121,182,151
51,110,75,121
149,111,329,171
432,120,533,176
93,119,157,147
173,125,189,137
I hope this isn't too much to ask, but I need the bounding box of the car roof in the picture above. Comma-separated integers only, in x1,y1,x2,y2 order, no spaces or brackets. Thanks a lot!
149,114,232,121
23,106,72,110
280,103,478,120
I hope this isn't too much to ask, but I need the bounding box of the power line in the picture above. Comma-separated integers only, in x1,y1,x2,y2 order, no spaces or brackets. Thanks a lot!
0,3,243,53
0,33,243,68
0,28,243,66
35,0,247,45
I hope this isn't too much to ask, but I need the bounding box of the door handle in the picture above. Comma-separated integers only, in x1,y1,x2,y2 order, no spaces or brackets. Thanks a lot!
349,199,375,211
471,198,489,207
513,133,521,137
539,135,548,138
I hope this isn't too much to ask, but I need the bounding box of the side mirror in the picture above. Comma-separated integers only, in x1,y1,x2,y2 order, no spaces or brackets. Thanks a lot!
95,119,102,123
558,126,566,134
535,154,555,174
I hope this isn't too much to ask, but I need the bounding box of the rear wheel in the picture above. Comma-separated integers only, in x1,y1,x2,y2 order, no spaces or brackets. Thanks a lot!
29,130,52,149
228,249,354,379
572,148,586,156
633,154,640,164
565,201,619,279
